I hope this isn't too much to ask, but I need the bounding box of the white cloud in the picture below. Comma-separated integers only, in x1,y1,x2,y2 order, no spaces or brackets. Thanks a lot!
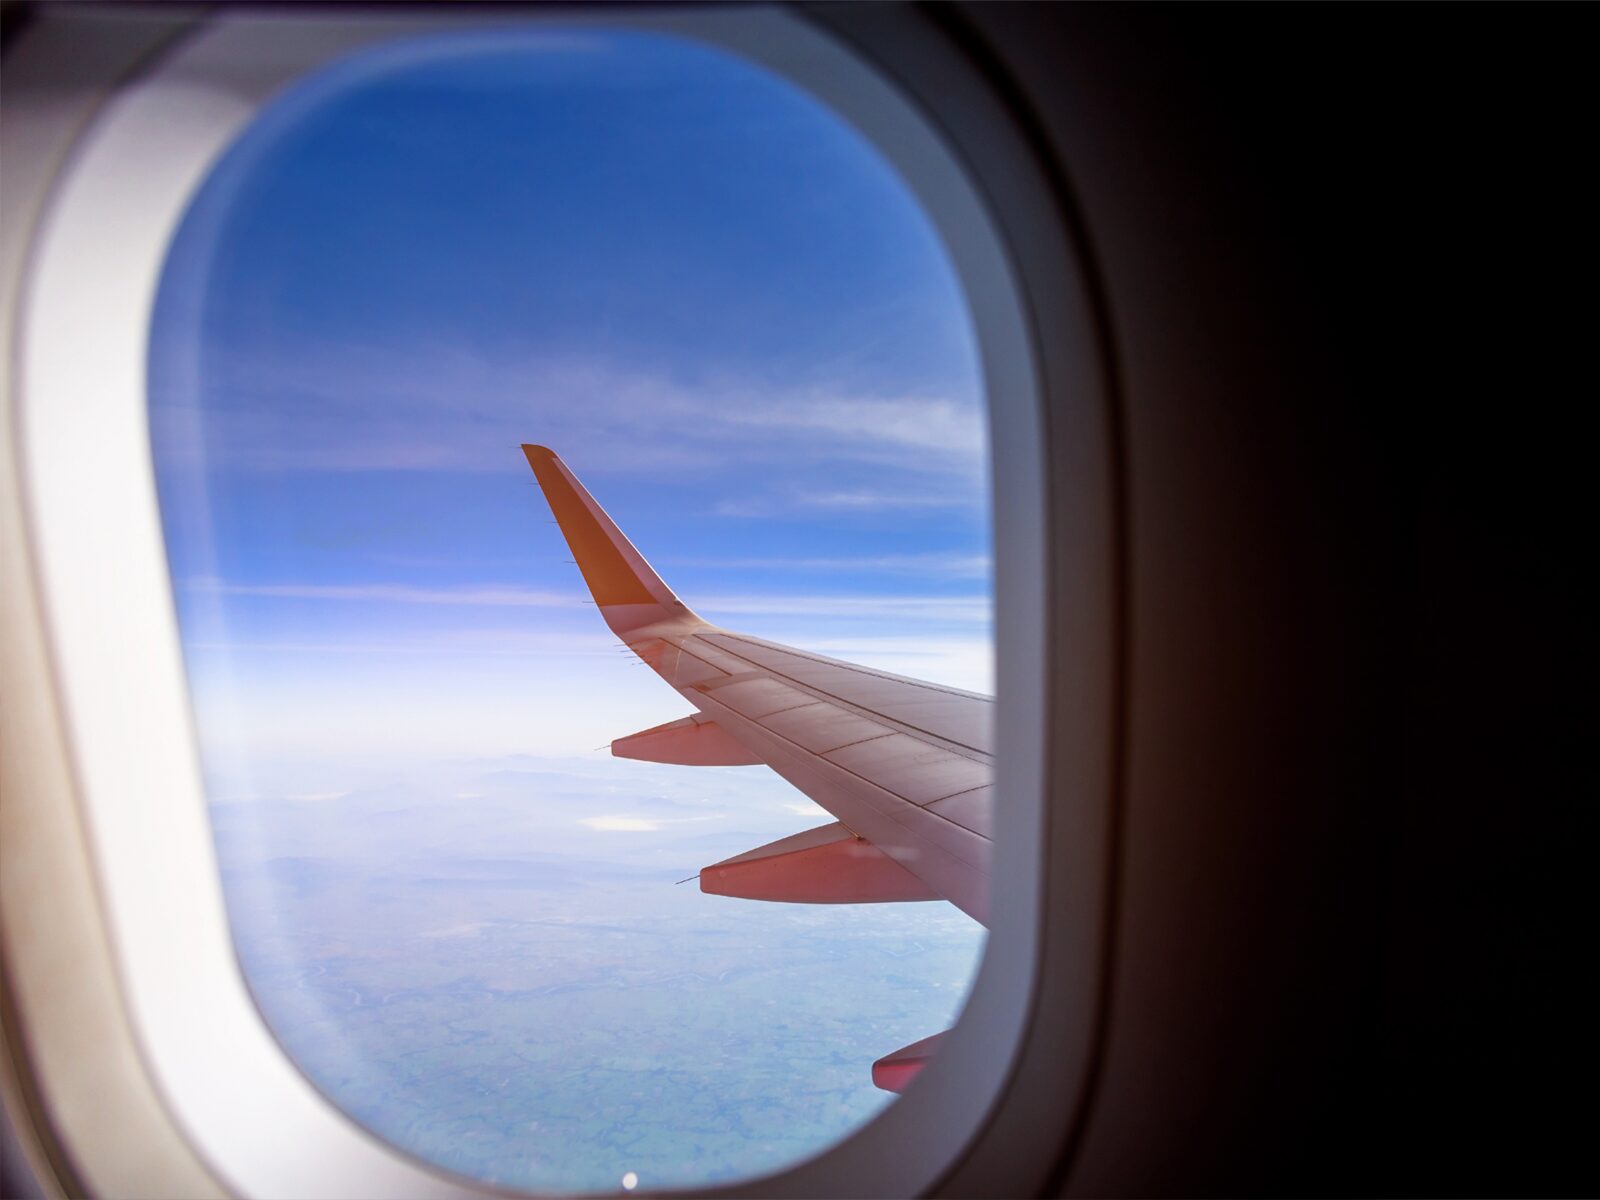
181,576,990,625
697,593,990,623
185,626,622,660
712,489,977,517
714,394,982,458
155,353,985,482
802,490,974,511
667,552,990,579
581,815,663,832
782,801,830,819
184,577,582,608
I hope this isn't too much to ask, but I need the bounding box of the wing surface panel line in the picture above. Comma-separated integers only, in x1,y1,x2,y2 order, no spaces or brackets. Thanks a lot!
681,632,993,761
649,632,989,761
810,732,900,754
688,688,994,836
685,663,987,762
926,783,992,803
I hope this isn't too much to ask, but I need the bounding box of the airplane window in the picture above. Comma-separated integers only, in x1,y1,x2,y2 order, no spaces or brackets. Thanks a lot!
148,25,992,1194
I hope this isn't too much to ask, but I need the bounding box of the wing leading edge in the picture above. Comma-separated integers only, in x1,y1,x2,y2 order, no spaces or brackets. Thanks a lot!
521,445,993,1090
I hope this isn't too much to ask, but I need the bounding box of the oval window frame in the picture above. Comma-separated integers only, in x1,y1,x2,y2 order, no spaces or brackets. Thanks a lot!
6,5,1118,1196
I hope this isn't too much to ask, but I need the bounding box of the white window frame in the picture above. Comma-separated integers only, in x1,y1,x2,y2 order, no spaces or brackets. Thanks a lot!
3,5,1118,1196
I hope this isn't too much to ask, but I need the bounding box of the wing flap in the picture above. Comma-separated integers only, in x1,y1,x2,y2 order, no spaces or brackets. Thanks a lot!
611,714,762,766
701,821,939,904
871,1031,949,1094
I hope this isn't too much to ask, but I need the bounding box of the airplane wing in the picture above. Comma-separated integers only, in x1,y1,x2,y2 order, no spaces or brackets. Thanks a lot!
522,445,992,1090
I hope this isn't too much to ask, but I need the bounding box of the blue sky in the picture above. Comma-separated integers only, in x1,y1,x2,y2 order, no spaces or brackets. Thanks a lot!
150,25,990,1192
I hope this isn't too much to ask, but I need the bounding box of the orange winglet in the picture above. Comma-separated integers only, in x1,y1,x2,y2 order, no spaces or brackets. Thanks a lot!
522,445,657,606
522,445,697,635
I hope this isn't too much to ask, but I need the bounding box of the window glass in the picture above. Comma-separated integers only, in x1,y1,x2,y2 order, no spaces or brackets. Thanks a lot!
151,26,990,1193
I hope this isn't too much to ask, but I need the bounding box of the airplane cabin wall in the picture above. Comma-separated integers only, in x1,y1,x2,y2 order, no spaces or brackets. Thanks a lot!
948,6,1590,1194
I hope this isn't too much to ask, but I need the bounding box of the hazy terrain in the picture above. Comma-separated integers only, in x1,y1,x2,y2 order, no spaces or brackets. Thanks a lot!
212,755,985,1192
